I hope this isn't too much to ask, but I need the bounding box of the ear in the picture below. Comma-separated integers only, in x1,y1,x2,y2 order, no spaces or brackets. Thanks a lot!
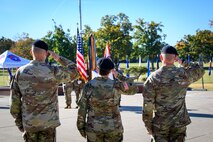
46,51,49,56
160,54,163,61
30,50,33,55
174,55,178,61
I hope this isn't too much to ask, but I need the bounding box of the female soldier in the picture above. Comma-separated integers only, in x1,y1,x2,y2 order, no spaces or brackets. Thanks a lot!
77,57,138,142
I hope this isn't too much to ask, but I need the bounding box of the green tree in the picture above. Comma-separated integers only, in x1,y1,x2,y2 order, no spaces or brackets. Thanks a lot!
124,66,147,81
176,40,187,59
42,22,76,63
176,30,213,61
10,34,34,60
82,25,94,58
95,13,133,63
0,37,15,54
133,18,166,70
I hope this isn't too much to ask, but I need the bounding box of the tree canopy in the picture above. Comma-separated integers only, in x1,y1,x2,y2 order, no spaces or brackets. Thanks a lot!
0,36,14,54
176,30,213,61
133,18,166,69
10,34,33,60
1,14,212,66
42,22,76,62
95,13,133,63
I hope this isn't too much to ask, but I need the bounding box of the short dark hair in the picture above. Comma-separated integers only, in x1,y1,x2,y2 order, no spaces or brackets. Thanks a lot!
161,45,178,55
97,57,114,70
32,40,48,51
98,68,111,76
97,57,114,76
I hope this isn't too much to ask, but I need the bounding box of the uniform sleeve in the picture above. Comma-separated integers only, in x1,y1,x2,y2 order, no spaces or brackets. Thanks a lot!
54,56,80,83
114,73,138,95
181,61,205,83
77,84,89,131
142,76,156,133
9,73,23,129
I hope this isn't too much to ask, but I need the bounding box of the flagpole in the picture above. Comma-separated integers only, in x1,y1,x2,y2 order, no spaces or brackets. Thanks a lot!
78,0,82,31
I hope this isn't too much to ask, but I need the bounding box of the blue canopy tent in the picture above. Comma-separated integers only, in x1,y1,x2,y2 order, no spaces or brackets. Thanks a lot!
0,50,30,84
0,50,30,68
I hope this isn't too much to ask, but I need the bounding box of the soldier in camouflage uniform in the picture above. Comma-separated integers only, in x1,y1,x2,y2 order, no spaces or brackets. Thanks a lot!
10,40,79,142
142,45,205,142
63,81,74,109
73,78,85,108
114,64,123,107
77,57,138,142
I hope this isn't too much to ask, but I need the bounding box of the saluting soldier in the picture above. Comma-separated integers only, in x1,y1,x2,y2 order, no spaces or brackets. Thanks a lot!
114,64,123,107
73,78,85,108
63,81,74,109
10,40,79,142
142,45,205,142
77,57,138,142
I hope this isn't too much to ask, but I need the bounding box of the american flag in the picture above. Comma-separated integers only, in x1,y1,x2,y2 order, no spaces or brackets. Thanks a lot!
76,28,87,81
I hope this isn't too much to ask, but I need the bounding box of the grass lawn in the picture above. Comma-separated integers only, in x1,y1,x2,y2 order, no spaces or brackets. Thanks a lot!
0,62,212,90
120,62,213,90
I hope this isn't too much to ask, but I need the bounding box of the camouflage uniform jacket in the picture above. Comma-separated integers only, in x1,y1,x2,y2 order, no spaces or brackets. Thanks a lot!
10,57,79,132
63,81,74,91
142,61,205,132
77,73,138,133
73,79,85,90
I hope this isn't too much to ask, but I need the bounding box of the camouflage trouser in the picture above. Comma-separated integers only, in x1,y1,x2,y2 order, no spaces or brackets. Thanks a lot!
86,131,123,142
64,86,72,106
23,128,56,142
118,94,121,106
75,89,80,105
152,125,186,142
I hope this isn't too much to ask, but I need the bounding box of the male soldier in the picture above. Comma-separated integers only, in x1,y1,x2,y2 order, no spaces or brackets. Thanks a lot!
73,78,85,108
142,45,205,142
77,57,138,142
63,81,74,109
10,40,79,142
114,64,123,107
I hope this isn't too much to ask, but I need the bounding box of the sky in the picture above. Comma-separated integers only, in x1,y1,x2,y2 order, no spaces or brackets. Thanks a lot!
0,0,212,46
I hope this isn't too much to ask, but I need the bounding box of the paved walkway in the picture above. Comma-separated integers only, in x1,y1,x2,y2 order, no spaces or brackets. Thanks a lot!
0,91,213,142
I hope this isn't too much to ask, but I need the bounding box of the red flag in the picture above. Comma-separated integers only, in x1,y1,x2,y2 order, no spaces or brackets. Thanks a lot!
103,42,114,80
76,28,87,81
104,42,111,58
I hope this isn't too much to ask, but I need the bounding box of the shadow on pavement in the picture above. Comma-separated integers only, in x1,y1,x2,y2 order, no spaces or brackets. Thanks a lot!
0,106,9,109
119,106,142,114
187,109,198,111
119,107,213,118
189,112,213,118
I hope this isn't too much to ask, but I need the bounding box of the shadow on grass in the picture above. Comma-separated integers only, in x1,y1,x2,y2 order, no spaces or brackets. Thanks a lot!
119,106,142,114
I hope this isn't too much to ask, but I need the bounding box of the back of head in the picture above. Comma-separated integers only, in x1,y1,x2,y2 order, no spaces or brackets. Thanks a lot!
161,45,178,64
31,40,48,61
161,45,178,56
32,40,48,52
97,57,115,76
